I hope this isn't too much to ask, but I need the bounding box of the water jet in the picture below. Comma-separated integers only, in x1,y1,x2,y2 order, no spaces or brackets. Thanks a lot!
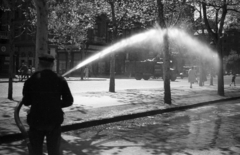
62,27,219,77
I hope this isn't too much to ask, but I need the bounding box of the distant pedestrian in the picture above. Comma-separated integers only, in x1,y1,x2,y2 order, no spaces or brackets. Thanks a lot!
230,73,236,86
84,66,89,79
188,66,197,88
28,65,35,76
18,62,28,81
22,54,73,155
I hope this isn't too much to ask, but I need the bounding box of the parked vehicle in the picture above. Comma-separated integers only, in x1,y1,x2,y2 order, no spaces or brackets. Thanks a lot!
126,59,178,81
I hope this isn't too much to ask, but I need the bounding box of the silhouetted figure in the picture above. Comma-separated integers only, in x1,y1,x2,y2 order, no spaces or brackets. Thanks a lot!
18,62,28,81
230,73,236,86
22,54,73,155
84,66,89,79
28,65,35,76
188,66,197,88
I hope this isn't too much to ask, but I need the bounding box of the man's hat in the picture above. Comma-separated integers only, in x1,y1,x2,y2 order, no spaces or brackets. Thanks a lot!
38,53,55,62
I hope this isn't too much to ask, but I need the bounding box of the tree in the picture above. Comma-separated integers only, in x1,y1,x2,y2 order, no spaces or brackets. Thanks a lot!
48,0,95,47
48,0,95,79
156,0,172,104
200,0,240,96
156,0,191,104
191,2,210,86
93,0,157,92
25,0,95,77
32,0,49,68
1,0,30,99
1,0,35,99
226,51,240,74
2,0,16,99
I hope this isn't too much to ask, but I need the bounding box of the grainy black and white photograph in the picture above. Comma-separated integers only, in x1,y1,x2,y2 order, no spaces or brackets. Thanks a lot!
0,0,240,155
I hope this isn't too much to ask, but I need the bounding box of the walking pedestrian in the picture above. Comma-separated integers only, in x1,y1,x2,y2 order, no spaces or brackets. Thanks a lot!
230,73,236,86
18,62,28,81
22,53,73,155
188,66,197,88
84,66,89,79
28,65,35,76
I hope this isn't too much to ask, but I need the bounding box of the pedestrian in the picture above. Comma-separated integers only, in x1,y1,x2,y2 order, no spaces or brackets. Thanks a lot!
22,53,74,155
188,66,197,88
230,73,236,86
84,66,89,79
18,62,29,81
28,65,36,76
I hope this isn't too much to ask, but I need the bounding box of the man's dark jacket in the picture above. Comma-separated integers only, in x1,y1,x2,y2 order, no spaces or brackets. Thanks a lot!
22,69,73,128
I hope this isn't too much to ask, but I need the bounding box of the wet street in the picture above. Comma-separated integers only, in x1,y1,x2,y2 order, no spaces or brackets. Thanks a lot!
64,99,240,155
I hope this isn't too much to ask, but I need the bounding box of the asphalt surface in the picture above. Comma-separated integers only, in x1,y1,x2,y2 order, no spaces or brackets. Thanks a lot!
0,76,240,154
64,99,240,155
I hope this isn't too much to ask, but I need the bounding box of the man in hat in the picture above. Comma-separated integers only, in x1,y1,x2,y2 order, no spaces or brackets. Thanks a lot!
22,53,73,155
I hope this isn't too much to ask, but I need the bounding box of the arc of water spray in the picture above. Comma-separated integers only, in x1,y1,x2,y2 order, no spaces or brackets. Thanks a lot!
62,28,165,77
62,27,219,77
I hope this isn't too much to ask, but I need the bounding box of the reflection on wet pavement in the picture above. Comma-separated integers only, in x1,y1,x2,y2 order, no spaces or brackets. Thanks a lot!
65,101,240,154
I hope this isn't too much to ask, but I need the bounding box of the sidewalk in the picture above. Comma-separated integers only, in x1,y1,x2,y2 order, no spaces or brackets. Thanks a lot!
1,85,240,155
0,75,133,83
1,85,240,144
0,77,108,83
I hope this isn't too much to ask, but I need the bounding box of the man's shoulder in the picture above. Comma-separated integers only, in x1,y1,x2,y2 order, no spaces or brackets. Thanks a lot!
47,71,67,82
57,74,66,81
25,71,67,86
52,72,67,82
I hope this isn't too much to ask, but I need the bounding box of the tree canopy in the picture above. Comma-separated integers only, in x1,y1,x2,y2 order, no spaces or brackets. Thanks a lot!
23,0,96,49
226,51,240,74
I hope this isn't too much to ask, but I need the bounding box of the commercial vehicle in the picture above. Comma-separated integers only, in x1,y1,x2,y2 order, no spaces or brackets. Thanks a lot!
126,59,178,81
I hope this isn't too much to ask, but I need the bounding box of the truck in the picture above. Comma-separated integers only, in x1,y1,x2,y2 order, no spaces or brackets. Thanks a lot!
126,59,178,81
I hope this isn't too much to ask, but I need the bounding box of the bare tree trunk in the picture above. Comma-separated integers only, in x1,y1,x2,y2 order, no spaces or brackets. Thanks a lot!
163,32,171,104
8,44,14,100
217,38,224,96
7,0,15,100
80,44,85,80
33,0,49,69
202,1,226,96
109,53,115,92
157,0,171,104
109,2,116,92
80,52,84,80
157,0,166,28
209,41,214,86
199,58,203,86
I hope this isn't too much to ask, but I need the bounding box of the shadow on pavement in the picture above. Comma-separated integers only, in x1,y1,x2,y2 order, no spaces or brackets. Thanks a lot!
0,140,28,155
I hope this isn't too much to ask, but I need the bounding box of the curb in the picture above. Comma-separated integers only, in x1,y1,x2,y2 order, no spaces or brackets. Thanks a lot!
1,96,240,144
